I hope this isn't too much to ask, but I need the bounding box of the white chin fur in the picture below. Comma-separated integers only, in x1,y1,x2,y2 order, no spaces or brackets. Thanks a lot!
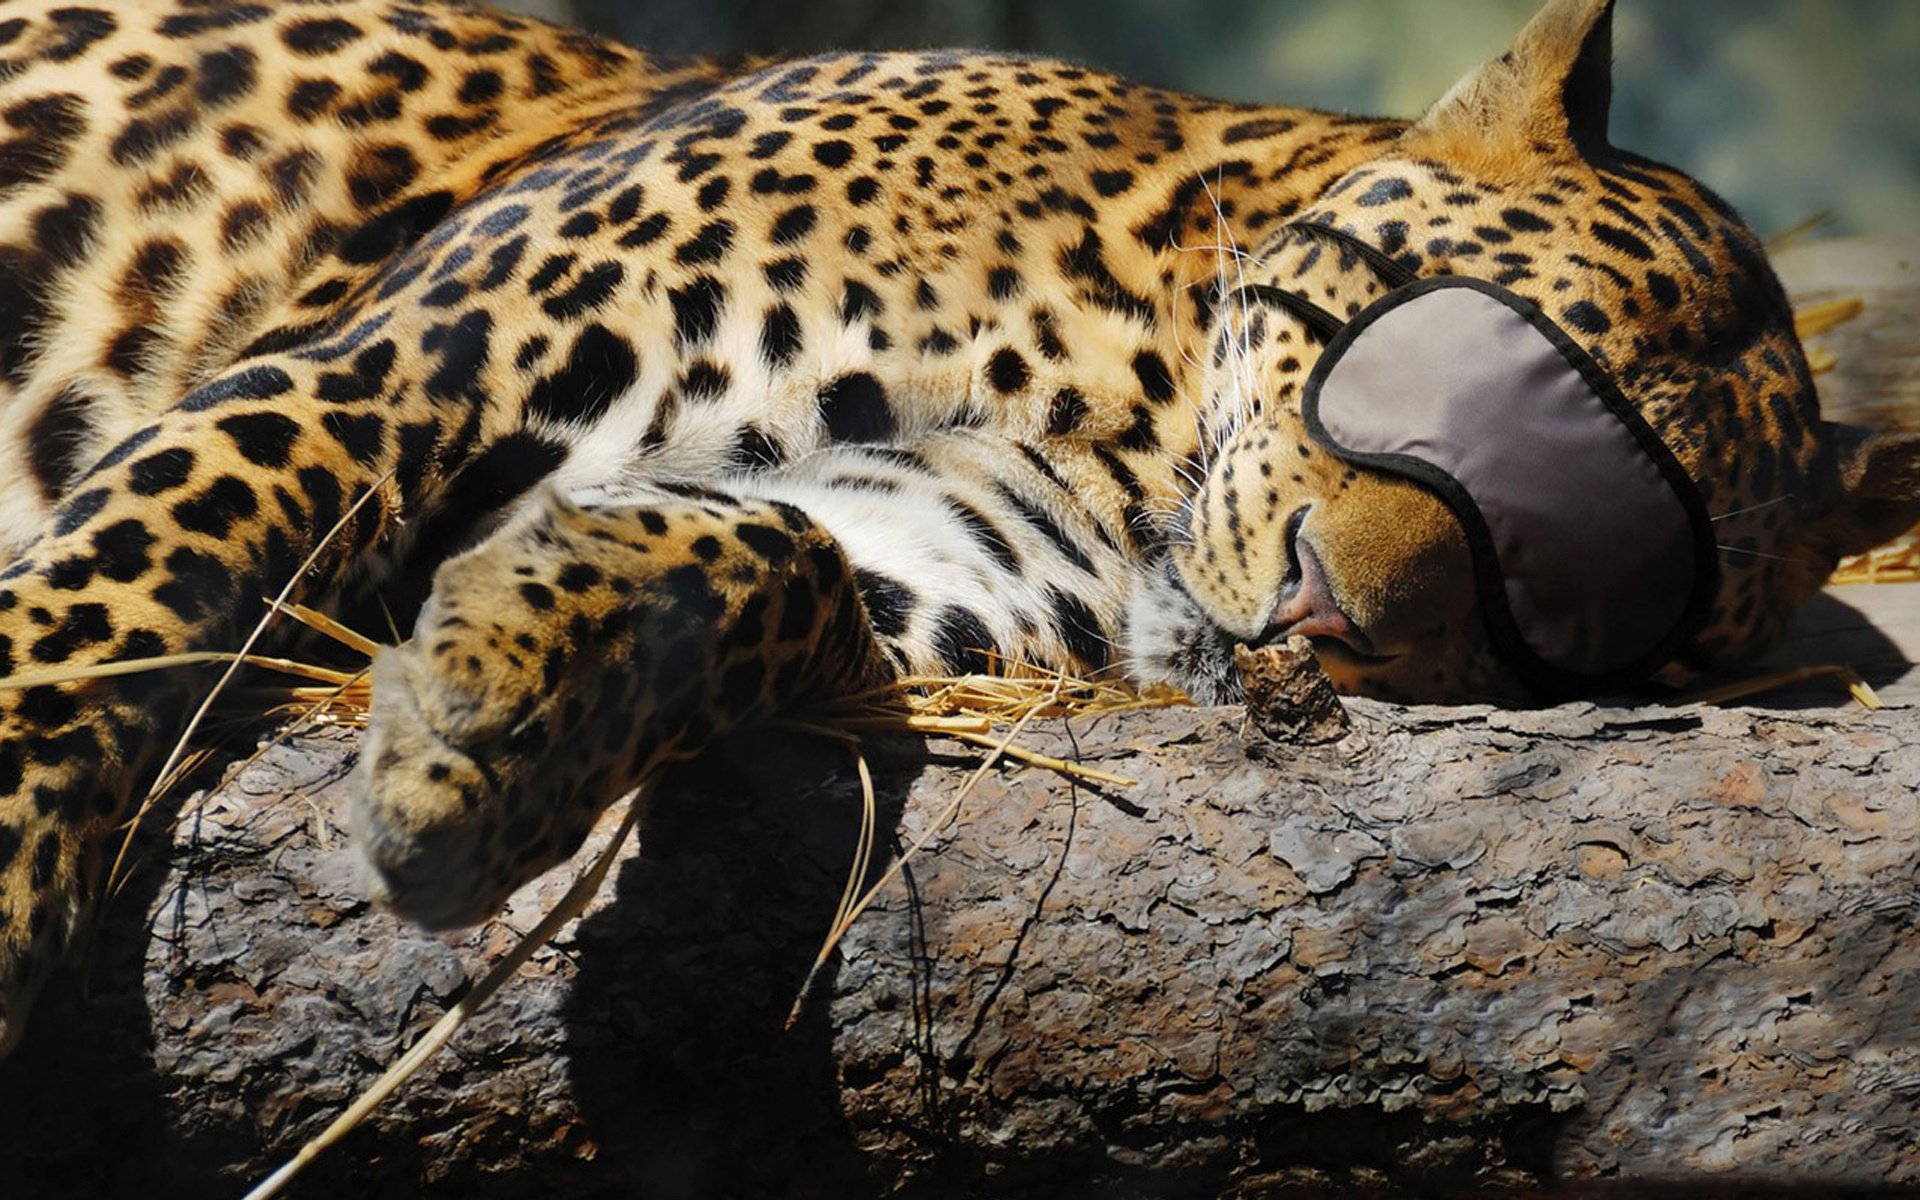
1122,561,1244,705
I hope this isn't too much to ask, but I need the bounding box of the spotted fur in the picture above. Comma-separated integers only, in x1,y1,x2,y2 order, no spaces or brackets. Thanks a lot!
0,0,1914,1054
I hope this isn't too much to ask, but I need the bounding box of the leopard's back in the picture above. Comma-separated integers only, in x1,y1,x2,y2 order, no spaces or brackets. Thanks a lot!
0,0,738,544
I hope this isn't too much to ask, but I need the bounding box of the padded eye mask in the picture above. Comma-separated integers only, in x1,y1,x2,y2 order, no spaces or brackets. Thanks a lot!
1234,223,1718,696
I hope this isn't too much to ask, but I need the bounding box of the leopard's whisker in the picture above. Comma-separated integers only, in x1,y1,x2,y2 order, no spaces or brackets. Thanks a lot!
1711,494,1798,521
1717,543,1819,566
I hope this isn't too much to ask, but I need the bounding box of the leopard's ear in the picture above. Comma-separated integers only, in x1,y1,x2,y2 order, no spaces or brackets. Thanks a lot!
1411,0,1615,160
1807,424,1920,560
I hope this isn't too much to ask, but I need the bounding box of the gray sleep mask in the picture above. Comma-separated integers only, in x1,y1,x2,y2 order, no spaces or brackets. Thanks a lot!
1235,223,1717,696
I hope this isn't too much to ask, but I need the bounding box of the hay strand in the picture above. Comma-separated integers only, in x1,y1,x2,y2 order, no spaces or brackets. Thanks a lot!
0,651,355,691
1675,664,1882,710
1793,295,1865,340
263,597,384,658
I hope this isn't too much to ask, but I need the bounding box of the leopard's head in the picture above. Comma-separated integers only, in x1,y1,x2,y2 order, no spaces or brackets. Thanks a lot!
1133,0,1920,705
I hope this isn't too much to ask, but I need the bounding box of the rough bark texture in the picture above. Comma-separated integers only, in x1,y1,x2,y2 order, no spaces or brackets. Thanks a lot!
1,690,1916,1198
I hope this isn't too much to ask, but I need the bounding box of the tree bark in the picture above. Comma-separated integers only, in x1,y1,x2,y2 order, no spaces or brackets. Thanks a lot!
1,694,1915,1198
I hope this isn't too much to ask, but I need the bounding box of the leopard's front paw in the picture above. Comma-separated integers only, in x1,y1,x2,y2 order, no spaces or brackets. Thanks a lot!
352,644,515,930
354,490,886,929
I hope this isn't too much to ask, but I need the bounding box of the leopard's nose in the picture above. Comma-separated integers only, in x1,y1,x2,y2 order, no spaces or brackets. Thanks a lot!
1250,511,1374,657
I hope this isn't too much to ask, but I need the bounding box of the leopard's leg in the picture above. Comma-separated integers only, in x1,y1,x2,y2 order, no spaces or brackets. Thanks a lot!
354,430,1143,924
355,488,889,927
0,364,420,1055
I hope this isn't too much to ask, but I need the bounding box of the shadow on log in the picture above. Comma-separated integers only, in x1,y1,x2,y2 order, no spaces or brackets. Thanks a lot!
1,692,1916,1197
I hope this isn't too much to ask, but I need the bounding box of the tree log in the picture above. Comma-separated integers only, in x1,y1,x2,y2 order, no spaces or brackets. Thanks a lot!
1,693,1916,1198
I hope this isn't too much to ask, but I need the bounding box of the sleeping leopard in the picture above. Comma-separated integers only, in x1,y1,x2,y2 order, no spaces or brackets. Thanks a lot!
0,0,1915,1058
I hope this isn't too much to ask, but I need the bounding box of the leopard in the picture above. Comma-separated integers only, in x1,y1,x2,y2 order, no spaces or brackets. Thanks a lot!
0,0,1914,1059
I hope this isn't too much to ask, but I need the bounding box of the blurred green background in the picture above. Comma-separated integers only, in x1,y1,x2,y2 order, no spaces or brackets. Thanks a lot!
500,0,1918,240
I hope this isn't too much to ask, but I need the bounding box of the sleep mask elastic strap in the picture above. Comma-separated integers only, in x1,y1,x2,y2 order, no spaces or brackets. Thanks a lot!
1229,221,1420,340
1285,220,1420,289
